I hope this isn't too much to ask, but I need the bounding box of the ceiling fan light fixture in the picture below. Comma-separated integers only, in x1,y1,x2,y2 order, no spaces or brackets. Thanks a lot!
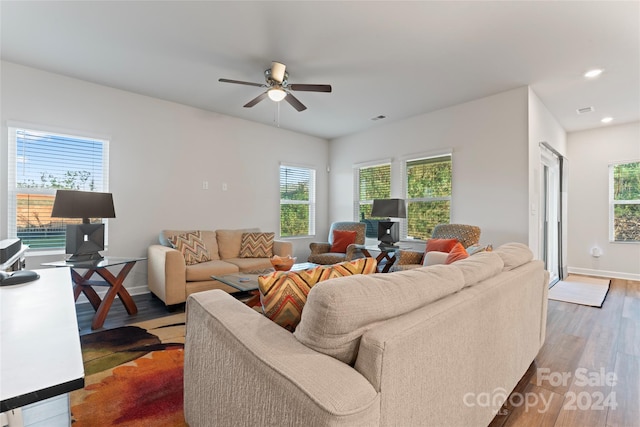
268,87,287,102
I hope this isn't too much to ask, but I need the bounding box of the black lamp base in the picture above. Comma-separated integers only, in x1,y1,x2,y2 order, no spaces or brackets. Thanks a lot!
67,252,104,263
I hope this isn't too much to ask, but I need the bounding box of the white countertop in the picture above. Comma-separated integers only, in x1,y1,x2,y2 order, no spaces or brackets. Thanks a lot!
1,267,84,409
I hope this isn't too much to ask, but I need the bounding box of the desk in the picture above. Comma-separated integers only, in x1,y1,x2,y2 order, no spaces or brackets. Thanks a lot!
354,245,399,273
42,257,145,330
1,268,84,425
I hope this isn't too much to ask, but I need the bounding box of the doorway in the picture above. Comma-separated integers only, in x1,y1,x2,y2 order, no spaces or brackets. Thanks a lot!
540,143,565,286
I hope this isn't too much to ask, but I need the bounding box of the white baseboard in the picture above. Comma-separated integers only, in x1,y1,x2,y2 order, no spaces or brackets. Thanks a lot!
74,285,150,305
568,267,640,282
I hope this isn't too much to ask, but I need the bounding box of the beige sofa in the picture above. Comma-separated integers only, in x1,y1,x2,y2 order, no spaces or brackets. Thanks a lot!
147,229,292,307
184,243,548,426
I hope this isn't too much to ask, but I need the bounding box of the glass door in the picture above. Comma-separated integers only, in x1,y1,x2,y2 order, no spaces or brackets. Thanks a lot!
540,143,562,286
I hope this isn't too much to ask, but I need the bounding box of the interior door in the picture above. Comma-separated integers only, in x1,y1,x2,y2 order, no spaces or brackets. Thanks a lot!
540,143,563,285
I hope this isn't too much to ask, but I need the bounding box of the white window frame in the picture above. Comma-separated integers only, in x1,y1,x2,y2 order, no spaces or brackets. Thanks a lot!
353,159,392,221
401,150,453,241
7,123,110,253
279,163,316,238
609,160,640,243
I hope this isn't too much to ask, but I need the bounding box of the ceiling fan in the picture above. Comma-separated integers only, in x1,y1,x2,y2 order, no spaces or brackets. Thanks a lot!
219,61,332,112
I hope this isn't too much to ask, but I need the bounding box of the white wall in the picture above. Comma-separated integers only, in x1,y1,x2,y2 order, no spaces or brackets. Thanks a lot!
1,61,329,293
567,121,640,280
527,88,568,274
328,86,530,249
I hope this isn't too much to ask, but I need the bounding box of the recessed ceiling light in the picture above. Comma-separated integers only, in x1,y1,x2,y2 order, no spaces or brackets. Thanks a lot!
584,69,604,78
601,117,613,123
371,115,386,121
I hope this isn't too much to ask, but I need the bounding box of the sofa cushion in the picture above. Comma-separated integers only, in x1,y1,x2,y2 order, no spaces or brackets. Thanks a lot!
186,259,239,281
422,251,448,266
239,232,274,258
294,265,465,365
224,257,274,273
259,258,378,332
169,231,212,265
451,251,504,287
445,242,469,264
493,243,533,271
216,228,260,259
330,230,357,253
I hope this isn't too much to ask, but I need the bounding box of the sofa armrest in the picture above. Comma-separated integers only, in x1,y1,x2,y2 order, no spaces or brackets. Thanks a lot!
184,291,379,426
309,242,332,255
147,244,187,306
345,243,360,261
273,239,293,257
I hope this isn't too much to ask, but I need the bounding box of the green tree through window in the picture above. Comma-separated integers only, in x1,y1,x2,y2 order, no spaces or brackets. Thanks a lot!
280,165,315,237
611,161,640,242
406,155,452,240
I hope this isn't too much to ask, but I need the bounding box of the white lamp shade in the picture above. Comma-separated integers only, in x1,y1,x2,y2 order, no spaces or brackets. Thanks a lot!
268,88,287,102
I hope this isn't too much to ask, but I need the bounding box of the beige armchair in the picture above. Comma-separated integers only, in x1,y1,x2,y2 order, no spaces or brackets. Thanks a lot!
395,224,481,270
308,221,366,265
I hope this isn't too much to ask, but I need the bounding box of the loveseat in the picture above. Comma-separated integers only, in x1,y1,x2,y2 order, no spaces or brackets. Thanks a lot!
184,243,548,426
147,228,292,307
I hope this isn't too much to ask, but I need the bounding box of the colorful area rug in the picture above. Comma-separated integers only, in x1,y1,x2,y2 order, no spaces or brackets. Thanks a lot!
548,274,611,307
71,313,187,427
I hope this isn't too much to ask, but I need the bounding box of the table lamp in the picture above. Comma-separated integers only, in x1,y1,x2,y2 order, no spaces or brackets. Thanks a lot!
51,190,116,262
371,199,406,248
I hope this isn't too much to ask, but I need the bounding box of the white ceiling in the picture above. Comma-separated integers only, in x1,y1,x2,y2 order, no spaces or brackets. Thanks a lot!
1,1,638,140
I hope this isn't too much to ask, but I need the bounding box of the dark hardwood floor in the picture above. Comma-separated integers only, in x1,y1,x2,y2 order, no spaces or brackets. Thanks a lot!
74,277,639,426
491,277,640,427
74,293,183,336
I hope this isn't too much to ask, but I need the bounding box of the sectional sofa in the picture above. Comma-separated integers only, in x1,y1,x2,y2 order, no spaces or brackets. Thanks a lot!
184,242,548,426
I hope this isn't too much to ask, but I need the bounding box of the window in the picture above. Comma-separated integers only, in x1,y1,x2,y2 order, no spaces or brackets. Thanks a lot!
404,154,452,240
610,161,640,242
354,162,391,237
8,126,109,250
280,164,316,237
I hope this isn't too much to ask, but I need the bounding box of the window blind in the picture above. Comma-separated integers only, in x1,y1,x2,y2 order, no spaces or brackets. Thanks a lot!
8,127,109,250
280,165,316,237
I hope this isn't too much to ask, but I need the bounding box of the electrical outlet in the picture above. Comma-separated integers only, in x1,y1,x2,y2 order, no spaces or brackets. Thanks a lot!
222,182,228,191
202,181,209,190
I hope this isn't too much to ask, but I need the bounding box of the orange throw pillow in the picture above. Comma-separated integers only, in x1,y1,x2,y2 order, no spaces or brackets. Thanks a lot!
330,230,357,253
426,238,459,253
445,242,469,264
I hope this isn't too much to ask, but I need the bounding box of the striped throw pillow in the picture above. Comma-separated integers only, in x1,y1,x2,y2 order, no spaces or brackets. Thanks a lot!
169,231,211,265
258,257,377,331
239,232,274,258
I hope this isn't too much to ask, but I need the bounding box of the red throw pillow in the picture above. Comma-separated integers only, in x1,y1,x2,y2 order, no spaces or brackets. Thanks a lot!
330,230,357,253
426,238,459,253
445,242,469,264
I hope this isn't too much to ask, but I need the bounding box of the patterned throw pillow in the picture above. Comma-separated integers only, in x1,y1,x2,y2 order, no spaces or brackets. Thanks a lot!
258,257,377,331
169,231,211,265
239,232,275,258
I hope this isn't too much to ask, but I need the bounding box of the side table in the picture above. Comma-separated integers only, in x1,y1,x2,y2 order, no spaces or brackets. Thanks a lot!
354,245,400,273
42,256,145,330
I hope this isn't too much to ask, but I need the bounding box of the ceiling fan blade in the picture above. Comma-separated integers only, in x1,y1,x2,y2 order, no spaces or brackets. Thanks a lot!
243,92,269,108
289,84,332,93
271,62,286,83
284,93,307,112
219,78,265,88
